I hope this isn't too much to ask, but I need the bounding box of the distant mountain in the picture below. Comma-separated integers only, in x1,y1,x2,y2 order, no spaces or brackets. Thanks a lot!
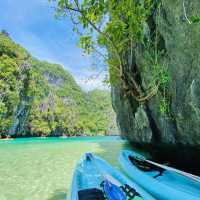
0,32,118,138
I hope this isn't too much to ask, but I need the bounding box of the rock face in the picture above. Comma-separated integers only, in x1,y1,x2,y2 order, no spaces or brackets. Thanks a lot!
112,0,200,173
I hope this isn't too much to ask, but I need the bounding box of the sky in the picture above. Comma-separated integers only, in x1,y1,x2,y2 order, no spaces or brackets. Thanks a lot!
0,0,108,90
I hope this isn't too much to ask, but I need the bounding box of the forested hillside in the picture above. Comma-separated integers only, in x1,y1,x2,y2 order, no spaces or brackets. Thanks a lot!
0,31,117,138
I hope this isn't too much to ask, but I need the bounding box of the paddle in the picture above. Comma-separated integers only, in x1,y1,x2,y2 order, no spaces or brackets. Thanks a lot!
102,179,126,200
146,159,200,182
85,153,126,200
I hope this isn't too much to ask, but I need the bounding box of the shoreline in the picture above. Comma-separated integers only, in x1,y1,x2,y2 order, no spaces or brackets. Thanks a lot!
0,135,120,140
0,138,14,141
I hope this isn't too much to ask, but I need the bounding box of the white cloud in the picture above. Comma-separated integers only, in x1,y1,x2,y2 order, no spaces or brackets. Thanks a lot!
75,71,109,91
77,78,109,91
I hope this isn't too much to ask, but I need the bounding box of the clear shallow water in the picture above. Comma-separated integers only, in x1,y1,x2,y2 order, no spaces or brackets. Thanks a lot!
0,136,133,200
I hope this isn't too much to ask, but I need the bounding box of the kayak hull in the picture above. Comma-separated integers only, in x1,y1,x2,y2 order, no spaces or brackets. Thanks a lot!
119,150,200,200
68,153,157,200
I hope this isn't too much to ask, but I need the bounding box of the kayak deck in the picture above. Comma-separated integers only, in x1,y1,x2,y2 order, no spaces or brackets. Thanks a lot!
76,158,103,191
154,170,200,195
119,150,200,200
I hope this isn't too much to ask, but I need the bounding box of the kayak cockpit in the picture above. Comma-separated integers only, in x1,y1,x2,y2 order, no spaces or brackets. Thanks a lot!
78,188,105,200
129,155,166,178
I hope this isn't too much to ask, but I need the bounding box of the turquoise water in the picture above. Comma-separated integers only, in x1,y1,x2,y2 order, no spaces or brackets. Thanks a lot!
0,136,133,200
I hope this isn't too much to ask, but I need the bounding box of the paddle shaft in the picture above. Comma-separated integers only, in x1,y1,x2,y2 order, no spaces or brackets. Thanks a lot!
146,159,200,182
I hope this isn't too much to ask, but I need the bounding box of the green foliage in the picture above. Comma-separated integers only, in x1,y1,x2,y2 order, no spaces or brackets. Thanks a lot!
0,33,28,62
52,0,175,113
79,35,94,54
0,32,116,137
82,89,115,135
0,39,22,134
51,0,153,85
159,99,169,115
191,15,200,24
159,69,170,88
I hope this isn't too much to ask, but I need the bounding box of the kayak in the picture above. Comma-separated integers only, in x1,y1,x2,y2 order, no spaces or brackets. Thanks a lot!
119,150,200,200
68,153,157,200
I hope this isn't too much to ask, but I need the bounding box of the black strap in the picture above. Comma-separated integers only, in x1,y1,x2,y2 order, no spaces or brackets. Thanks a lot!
101,181,141,200
120,184,141,200
153,168,165,178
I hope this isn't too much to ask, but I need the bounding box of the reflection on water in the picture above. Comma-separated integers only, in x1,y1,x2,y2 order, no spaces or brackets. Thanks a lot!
0,136,134,200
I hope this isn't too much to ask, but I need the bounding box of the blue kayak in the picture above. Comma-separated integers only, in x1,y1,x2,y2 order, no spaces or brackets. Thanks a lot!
68,153,157,200
119,150,200,200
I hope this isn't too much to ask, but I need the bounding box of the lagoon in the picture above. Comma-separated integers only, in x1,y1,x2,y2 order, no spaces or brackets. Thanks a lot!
0,136,134,200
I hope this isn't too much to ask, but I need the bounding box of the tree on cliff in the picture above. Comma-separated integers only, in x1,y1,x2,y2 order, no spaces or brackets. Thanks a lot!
1,30,9,37
50,0,159,102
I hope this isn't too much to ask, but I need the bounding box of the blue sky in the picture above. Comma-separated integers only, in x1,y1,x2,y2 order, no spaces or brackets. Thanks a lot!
0,0,107,90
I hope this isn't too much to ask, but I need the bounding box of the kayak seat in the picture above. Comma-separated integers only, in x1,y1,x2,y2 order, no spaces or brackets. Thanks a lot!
129,155,165,178
78,188,105,200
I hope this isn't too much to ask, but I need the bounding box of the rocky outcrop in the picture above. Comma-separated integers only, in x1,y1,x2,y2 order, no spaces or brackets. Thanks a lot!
43,72,64,87
9,62,33,136
112,0,200,173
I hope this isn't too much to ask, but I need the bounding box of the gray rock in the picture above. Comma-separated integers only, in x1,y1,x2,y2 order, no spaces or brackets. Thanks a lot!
112,0,200,166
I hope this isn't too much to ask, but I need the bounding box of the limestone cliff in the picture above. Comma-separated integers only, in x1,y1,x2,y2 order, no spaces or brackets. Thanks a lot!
112,0,200,173
0,33,116,137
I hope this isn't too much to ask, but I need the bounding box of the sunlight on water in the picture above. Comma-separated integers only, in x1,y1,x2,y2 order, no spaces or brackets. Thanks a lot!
0,136,132,200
